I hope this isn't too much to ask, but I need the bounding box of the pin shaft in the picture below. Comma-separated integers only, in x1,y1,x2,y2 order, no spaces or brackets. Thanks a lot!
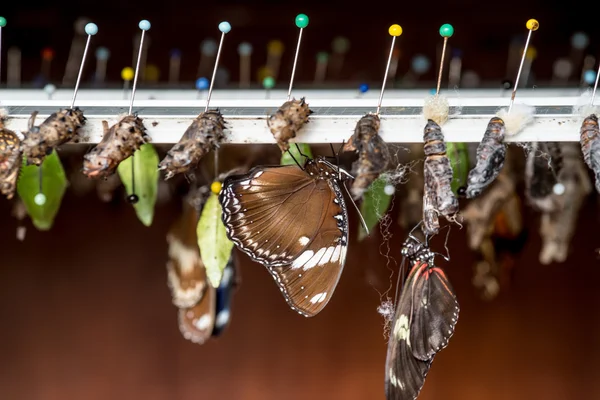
376,36,396,115
128,30,145,115
70,34,92,109
287,28,304,101
436,37,448,95
508,29,533,113
591,62,600,106
205,31,226,112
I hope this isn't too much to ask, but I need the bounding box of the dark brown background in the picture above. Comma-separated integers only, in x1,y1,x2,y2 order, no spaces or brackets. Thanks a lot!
1,163,600,400
0,0,598,86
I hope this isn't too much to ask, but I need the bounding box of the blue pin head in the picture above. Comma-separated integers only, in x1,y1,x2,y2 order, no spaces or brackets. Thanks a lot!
451,49,462,58
359,83,369,93
584,70,597,85
95,47,110,60
412,55,430,74
138,20,151,31
196,77,209,90
170,48,181,58
84,23,98,36
429,88,437,95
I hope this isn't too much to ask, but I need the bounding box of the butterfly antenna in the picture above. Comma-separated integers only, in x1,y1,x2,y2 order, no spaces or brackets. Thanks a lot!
294,143,309,160
342,182,369,235
286,149,303,169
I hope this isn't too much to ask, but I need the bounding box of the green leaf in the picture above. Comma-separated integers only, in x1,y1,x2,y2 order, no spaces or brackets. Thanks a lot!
281,143,313,166
17,150,68,231
358,175,393,241
197,192,234,288
117,143,159,227
446,142,469,195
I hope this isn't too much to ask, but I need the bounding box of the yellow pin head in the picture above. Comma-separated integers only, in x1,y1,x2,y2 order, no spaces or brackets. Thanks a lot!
267,40,284,55
389,24,402,37
121,67,134,81
526,46,537,60
211,181,222,194
526,19,539,31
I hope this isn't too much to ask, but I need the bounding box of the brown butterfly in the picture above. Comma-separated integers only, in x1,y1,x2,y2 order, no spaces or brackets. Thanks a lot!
219,156,351,317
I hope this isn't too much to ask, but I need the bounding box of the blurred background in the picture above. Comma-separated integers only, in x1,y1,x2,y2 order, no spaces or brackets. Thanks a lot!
0,0,598,89
1,1,600,400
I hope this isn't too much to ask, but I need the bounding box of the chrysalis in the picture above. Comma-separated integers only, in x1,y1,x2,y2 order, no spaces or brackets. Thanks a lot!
0,115,22,199
344,113,389,200
539,143,592,265
465,117,506,199
422,119,459,235
22,108,86,166
580,114,600,193
158,110,226,179
525,142,562,212
267,97,312,152
82,115,149,178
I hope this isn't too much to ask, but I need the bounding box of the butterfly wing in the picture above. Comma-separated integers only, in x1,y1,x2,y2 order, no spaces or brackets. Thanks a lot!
410,263,460,361
220,165,349,317
212,254,237,337
166,201,206,308
385,261,433,400
178,286,216,345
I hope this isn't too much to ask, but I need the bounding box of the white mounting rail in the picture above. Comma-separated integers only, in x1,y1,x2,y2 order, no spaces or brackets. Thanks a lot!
0,92,592,144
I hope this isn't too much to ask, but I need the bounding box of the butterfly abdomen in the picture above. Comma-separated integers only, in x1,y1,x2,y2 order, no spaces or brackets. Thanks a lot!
349,113,389,200
465,117,507,199
82,115,148,178
22,108,86,166
267,97,312,152
159,110,226,180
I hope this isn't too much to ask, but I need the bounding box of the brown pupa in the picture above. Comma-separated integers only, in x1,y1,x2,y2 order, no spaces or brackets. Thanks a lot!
344,113,389,200
82,114,149,178
159,110,226,180
22,108,86,165
0,117,22,199
267,97,312,152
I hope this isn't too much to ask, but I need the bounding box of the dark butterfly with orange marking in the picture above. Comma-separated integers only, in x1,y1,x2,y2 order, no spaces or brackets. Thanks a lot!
219,154,352,317
385,227,459,400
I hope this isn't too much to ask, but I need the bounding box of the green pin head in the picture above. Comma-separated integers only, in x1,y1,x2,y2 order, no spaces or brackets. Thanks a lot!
439,24,454,38
316,52,328,63
263,76,275,89
0,17,7,27
295,14,309,29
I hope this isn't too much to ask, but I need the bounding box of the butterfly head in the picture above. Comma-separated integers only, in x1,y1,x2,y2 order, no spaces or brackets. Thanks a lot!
401,236,434,263
306,157,353,182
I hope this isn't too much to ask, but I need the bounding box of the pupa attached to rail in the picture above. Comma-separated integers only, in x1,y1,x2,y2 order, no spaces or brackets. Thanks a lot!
0,109,22,199
158,110,226,179
21,22,98,165
465,19,539,199
267,15,313,152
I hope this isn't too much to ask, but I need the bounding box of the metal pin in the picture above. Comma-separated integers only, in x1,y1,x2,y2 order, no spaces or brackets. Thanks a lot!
591,58,600,106
376,24,402,115
129,20,150,116
287,14,309,101
205,21,231,112
508,19,539,113
436,24,454,95
70,23,97,109
0,17,6,86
